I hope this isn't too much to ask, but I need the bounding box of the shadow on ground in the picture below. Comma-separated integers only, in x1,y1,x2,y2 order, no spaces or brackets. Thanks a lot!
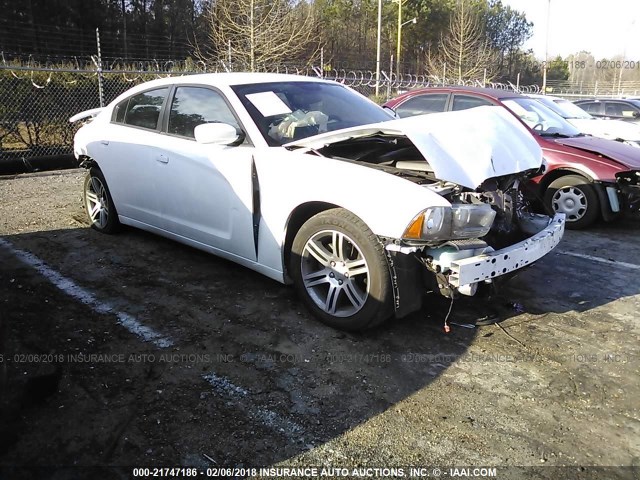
0,217,638,475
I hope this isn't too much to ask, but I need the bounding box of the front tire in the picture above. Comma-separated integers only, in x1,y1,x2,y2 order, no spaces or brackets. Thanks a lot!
544,175,599,229
290,208,393,331
83,168,120,234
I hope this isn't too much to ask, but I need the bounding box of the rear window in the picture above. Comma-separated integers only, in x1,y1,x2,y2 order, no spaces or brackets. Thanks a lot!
577,102,601,114
451,95,493,111
395,93,448,118
112,87,169,130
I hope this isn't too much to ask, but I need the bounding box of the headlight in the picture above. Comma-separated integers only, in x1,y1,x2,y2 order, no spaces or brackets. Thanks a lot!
403,204,496,241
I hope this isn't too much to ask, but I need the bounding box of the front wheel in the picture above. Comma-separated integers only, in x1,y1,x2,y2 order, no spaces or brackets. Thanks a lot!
83,168,120,234
290,208,393,331
544,174,600,229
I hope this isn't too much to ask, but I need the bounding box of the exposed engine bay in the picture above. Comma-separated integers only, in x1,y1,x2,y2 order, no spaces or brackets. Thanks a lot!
312,133,542,245
305,132,563,315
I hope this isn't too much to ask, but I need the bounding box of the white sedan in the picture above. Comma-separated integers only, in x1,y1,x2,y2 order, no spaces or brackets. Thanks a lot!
72,73,564,330
530,94,640,147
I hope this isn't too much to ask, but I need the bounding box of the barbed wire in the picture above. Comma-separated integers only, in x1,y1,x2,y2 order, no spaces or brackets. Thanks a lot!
6,55,638,166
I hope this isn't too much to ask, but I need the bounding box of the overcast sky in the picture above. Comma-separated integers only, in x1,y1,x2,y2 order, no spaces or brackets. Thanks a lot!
500,0,640,60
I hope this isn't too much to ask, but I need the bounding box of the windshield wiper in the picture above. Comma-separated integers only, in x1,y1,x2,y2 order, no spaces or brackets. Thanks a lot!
540,132,573,138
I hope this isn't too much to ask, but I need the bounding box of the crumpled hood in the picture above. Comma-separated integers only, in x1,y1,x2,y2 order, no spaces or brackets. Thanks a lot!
553,135,640,169
286,106,542,189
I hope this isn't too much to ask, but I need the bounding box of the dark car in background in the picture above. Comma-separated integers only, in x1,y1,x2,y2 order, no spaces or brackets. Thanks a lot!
574,98,640,125
384,87,640,229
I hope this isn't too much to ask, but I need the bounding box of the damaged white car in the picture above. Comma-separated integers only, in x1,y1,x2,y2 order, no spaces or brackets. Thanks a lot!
72,73,565,330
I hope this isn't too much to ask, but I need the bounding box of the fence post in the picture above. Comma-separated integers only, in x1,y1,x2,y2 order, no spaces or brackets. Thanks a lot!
95,28,105,108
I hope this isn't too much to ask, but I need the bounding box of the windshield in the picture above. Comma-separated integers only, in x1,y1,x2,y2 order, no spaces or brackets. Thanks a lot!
540,97,593,119
232,81,393,146
503,97,582,137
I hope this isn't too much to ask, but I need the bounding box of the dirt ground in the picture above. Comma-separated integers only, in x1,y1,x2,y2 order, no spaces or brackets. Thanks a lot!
0,169,638,480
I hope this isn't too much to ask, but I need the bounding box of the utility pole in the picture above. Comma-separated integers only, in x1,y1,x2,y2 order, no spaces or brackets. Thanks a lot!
375,0,382,97
542,0,550,94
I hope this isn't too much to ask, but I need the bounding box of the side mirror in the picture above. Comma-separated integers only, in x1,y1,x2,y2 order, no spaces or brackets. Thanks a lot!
383,105,399,118
194,123,244,145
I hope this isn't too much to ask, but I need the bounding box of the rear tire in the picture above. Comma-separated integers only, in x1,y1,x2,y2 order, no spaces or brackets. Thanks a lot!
544,175,599,229
83,168,120,234
290,208,393,331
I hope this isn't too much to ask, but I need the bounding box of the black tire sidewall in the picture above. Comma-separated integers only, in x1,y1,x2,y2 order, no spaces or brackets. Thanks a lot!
290,209,393,331
544,175,599,229
84,168,120,234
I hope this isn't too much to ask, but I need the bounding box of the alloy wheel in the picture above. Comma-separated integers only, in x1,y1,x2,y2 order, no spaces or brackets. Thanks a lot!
300,230,370,317
85,176,109,229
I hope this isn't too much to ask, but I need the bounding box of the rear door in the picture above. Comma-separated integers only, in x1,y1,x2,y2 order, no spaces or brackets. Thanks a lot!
98,87,170,226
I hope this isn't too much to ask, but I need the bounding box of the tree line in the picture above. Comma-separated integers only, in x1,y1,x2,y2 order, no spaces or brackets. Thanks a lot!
0,0,564,83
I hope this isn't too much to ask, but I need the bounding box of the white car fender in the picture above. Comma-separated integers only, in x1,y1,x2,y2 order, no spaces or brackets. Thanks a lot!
253,148,450,273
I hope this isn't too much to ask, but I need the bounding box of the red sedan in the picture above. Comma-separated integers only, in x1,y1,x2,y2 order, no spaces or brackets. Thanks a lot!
384,87,640,229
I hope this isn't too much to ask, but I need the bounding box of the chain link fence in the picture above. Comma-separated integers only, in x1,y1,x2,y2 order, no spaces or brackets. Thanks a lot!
0,59,542,173
545,79,640,98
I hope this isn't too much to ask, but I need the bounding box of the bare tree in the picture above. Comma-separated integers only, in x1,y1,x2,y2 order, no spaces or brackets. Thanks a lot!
427,0,495,83
195,0,319,72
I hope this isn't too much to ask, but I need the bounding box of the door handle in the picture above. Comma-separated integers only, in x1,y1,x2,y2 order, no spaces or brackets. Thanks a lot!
100,140,109,145
156,154,169,164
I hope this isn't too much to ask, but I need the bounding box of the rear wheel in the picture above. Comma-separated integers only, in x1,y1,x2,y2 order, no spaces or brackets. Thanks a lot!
84,168,120,234
290,208,393,331
544,175,600,229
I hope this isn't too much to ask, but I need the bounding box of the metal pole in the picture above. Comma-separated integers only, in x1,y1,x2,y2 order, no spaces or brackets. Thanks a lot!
95,28,104,108
542,0,550,94
396,0,402,78
228,39,232,70
389,54,394,99
320,47,324,78
375,0,382,97
618,20,636,96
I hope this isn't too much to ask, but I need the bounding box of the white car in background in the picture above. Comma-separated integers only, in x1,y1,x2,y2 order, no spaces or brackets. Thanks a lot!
530,94,640,148
71,73,564,330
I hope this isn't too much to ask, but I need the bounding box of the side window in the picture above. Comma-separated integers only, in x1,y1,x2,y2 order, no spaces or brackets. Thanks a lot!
113,98,128,123
168,86,239,138
395,94,448,118
605,102,624,117
122,88,168,130
579,102,601,115
451,94,493,111
606,102,638,118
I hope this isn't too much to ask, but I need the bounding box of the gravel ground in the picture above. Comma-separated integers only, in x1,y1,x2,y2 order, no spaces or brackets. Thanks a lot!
0,169,638,479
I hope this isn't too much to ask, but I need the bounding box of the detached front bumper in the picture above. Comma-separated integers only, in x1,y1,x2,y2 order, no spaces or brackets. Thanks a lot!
448,213,565,288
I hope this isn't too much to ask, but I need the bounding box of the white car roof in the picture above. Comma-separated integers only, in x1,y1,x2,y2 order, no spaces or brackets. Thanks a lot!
123,72,325,90
106,72,331,107
528,94,563,101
